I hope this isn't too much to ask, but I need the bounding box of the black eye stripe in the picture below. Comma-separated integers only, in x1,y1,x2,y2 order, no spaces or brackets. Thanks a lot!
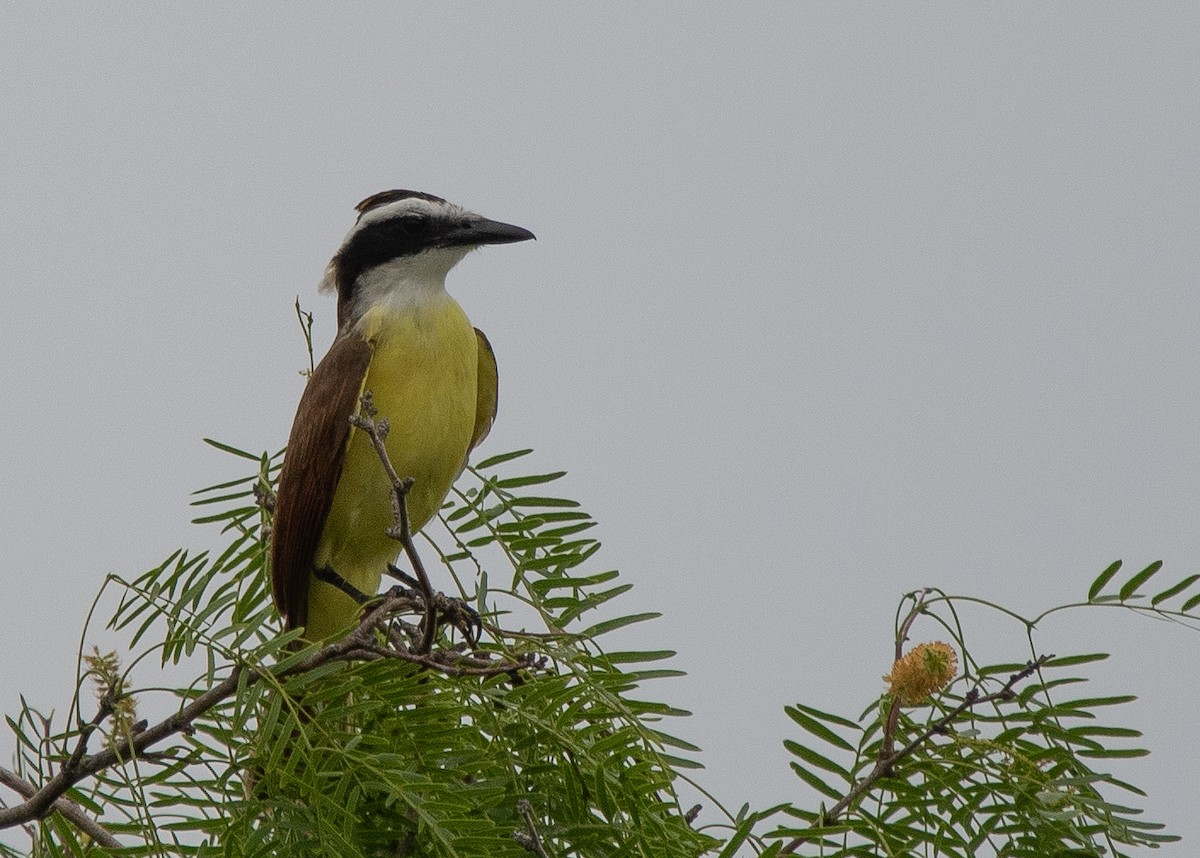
334,215,438,290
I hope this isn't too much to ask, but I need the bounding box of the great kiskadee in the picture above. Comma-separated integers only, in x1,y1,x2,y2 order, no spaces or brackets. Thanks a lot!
271,190,535,642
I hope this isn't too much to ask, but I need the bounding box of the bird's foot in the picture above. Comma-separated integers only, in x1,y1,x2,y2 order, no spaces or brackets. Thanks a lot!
433,592,483,647
314,566,371,605
384,563,421,590
385,563,481,647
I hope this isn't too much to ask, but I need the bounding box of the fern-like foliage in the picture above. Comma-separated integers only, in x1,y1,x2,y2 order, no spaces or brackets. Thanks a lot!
4,444,711,857
764,563,1192,857
2,449,1190,857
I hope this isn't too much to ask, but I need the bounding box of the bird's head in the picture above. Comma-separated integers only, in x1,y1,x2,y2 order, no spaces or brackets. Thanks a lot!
319,190,534,330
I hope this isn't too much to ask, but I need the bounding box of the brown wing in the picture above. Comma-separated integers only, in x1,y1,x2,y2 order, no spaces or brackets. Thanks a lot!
471,328,499,452
271,335,372,631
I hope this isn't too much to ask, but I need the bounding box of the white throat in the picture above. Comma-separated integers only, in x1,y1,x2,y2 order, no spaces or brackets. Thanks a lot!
338,245,472,326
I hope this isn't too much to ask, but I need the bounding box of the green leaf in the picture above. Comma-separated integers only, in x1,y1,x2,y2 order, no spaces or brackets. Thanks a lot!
557,584,634,625
604,650,677,665
788,760,844,801
977,662,1029,676
1118,560,1162,600
1078,747,1151,759
529,571,620,594
191,473,257,495
784,706,857,752
473,448,533,469
190,489,255,507
789,702,865,732
540,521,598,539
493,471,567,489
716,815,754,858
192,506,257,525
1043,653,1109,668
1151,573,1200,606
578,612,661,637
643,728,702,753
1059,694,1138,709
202,437,262,461
783,739,851,780
1067,725,1143,739
624,668,686,681
508,496,582,509
1087,559,1122,600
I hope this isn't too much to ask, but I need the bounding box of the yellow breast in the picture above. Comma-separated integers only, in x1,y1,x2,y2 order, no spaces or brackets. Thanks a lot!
309,293,478,640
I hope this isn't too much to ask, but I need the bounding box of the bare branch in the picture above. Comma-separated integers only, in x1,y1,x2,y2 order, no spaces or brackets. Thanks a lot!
0,766,120,848
349,392,441,653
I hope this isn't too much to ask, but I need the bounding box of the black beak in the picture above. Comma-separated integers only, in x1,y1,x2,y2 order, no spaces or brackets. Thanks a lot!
442,215,536,248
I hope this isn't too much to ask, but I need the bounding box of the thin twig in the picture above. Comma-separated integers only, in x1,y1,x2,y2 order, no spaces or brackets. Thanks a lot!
0,767,120,848
349,392,439,654
513,798,552,858
349,643,534,676
62,696,111,778
878,589,933,759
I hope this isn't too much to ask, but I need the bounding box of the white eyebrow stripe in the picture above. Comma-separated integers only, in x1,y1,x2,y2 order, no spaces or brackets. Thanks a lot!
354,197,468,232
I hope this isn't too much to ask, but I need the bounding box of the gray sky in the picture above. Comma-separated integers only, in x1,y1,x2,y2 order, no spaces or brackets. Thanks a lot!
1,4,1198,853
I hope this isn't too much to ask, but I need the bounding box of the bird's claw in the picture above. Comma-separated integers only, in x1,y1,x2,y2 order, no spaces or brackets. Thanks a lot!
383,565,482,647
433,592,482,647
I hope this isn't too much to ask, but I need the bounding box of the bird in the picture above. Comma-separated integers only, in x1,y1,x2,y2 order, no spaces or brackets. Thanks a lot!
270,190,535,642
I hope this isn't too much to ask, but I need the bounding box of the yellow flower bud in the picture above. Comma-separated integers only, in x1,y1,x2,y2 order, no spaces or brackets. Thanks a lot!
884,641,958,706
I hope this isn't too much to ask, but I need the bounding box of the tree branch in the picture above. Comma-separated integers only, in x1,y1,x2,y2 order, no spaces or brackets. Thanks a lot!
0,766,120,848
0,592,527,832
